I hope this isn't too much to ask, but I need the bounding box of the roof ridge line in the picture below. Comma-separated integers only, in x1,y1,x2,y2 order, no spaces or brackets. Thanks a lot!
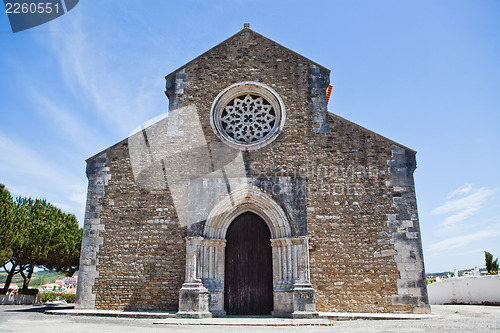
165,28,329,81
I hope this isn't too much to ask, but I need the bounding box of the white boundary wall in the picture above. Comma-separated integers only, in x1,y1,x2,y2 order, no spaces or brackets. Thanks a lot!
0,295,35,305
427,275,500,305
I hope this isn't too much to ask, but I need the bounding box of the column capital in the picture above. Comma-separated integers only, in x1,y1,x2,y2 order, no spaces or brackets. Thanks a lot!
202,238,227,247
271,236,309,247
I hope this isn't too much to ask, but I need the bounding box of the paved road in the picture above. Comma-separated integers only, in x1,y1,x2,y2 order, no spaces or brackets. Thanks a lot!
1,304,499,332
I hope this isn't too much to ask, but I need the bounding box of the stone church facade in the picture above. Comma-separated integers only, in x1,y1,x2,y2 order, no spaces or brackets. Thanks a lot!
76,27,430,317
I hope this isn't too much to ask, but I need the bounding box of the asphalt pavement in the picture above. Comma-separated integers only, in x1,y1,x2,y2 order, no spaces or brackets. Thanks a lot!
0,304,499,332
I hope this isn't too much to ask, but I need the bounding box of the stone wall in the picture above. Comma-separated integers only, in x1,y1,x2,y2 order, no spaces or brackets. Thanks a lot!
306,114,425,313
165,29,428,313
79,141,186,311
387,147,430,313
165,28,323,238
0,295,35,305
78,28,429,314
75,153,109,309
428,275,500,305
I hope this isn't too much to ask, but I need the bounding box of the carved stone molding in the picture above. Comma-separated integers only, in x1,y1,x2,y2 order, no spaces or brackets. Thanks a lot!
177,187,317,318
210,81,286,150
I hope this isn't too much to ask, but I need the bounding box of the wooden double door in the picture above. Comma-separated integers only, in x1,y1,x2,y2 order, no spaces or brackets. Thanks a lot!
224,212,273,315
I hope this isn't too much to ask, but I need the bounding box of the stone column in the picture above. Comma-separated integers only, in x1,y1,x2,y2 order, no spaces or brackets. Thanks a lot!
176,237,212,318
271,237,317,318
200,238,226,317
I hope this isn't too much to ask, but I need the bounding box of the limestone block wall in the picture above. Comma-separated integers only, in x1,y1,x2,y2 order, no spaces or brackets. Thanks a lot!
306,114,428,313
387,147,429,313
165,29,326,240
77,28,429,314
78,141,186,311
306,115,402,313
76,154,109,309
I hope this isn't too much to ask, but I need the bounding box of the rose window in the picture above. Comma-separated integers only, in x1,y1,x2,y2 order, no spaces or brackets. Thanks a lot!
211,82,285,150
221,94,276,143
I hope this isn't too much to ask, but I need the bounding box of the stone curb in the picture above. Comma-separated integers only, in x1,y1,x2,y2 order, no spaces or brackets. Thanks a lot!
44,309,176,319
320,312,438,321
44,309,438,324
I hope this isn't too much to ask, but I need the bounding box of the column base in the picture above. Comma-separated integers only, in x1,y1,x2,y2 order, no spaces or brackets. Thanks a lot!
206,288,225,316
210,310,227,317
272,311,319,318
273,283,317,318
412,304,431,314
176,312,212,319
176,282,212,318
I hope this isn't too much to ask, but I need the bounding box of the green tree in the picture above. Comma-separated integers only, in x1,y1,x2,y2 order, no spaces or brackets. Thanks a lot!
16,198,56,290
1,188,28,294
485,251,499,275
40,212,82,277
0,184,15,265
1,196,82,294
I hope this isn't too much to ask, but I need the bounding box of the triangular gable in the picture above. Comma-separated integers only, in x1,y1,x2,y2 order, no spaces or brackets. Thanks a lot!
165,27,330,81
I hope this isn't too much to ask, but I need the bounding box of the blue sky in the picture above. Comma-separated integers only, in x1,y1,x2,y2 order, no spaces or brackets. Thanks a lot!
1,0,499,273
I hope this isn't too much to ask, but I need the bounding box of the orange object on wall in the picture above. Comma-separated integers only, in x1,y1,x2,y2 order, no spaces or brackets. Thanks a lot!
326,85,333,104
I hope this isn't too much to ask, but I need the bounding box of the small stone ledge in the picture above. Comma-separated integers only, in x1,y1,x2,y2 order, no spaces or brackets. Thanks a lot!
44,308,437,322
45,309,176,319
319,311,437,321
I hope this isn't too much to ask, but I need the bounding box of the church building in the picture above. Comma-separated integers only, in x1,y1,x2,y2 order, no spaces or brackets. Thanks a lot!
76,26,430,317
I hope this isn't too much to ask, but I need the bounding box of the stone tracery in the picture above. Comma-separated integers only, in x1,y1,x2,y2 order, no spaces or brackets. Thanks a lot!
221,94,276,143
210,81,285,150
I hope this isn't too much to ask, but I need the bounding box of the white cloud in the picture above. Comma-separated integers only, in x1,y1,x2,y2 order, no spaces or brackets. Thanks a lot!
0,10,171,227
429,221,500,253
432,184,496,227
0,132,87,224
31,92,107,154
69,187,87,205
0,132,63,186
49,11,163,138
448,183,473,199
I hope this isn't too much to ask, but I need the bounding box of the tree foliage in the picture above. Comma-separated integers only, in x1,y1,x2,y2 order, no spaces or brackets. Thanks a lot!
485,251,499,275
0,184,15,265
0,185,82,294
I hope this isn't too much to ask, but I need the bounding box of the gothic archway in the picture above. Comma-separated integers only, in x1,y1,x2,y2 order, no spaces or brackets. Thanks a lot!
203,186,292,239
177,186,317,318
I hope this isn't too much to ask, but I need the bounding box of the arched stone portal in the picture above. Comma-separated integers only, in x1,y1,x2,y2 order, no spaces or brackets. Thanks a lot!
176,187,317,318
204,187,292,239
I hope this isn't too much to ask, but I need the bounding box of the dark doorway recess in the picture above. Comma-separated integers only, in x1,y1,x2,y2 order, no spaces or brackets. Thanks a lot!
224,211,273,315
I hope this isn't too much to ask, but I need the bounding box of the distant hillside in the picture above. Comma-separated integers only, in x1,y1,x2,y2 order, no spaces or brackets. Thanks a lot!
426,272,452,277
0,270,78,287
426,267,486,277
